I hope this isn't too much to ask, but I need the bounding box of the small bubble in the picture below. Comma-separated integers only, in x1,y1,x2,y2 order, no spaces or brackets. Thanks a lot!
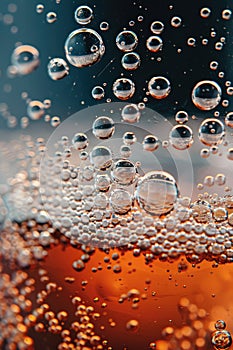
100,21,109,31
200,7,211,18
171,16,182,28
123,131,137,145
126,320,139,331
150,21,164,34
110,189,132,214
91,86,105,100
121,103,140,123
143,135,159,152
11,45,40,75
192,80,222,110
222,9,232,20
146,36,163,52
51,116,61,127
198,118,225,146
121,52,141,70
47,58,69,80
90,146,112,170
72,133,88,150
116,30,138,52
74,5,93,25
113,78,135,100
148,76,171,99
169,125,193,150
92,116,115,139
27,100,44,120
111,159,136,185
212,330,232,350
225,112,233,128
36,4,44,14
46,12,57,24
175,110,189,124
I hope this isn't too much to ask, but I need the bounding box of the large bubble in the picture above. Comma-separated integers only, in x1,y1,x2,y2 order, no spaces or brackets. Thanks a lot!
64,28,105,68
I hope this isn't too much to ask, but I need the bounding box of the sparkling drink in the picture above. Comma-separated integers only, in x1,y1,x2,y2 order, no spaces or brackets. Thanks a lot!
0,1,233,349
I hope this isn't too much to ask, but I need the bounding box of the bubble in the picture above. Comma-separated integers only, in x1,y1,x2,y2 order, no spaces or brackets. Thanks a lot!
135,171,179,216
111,159,136,185
215,42,223,51
91,86,105,100
90,146,112,170
175,110,189,124
215,321,227,331
110,189,132,214
198,118,225,146
36,4,44,14
225,112,233,128
222,9,232,20
46,12,57,24
47,58,69,80
121,104,140,123
227,87,233,96
146,36,163,52
212,330,232,350
74,5,93,25
95,174,111,192
116,30,138,52
192,80,222,110
11,45,40,75
121,52,141,70
92,116,115,139
150,21,164,34
148,76,171,99
113,78,135,100
169,125,193,150
72,133,88,150
51,116,61,127
64,28,105,68
27,100,44,120
210,61,219,70
143,135,159,151
213,208,228,222
126,320,139,331
171,16,182,28
227,148,233,160
200,7,211,18
120,145,132,158
191,200,212,223
123,131,137,145
100,21,109,31
187,37,196,46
